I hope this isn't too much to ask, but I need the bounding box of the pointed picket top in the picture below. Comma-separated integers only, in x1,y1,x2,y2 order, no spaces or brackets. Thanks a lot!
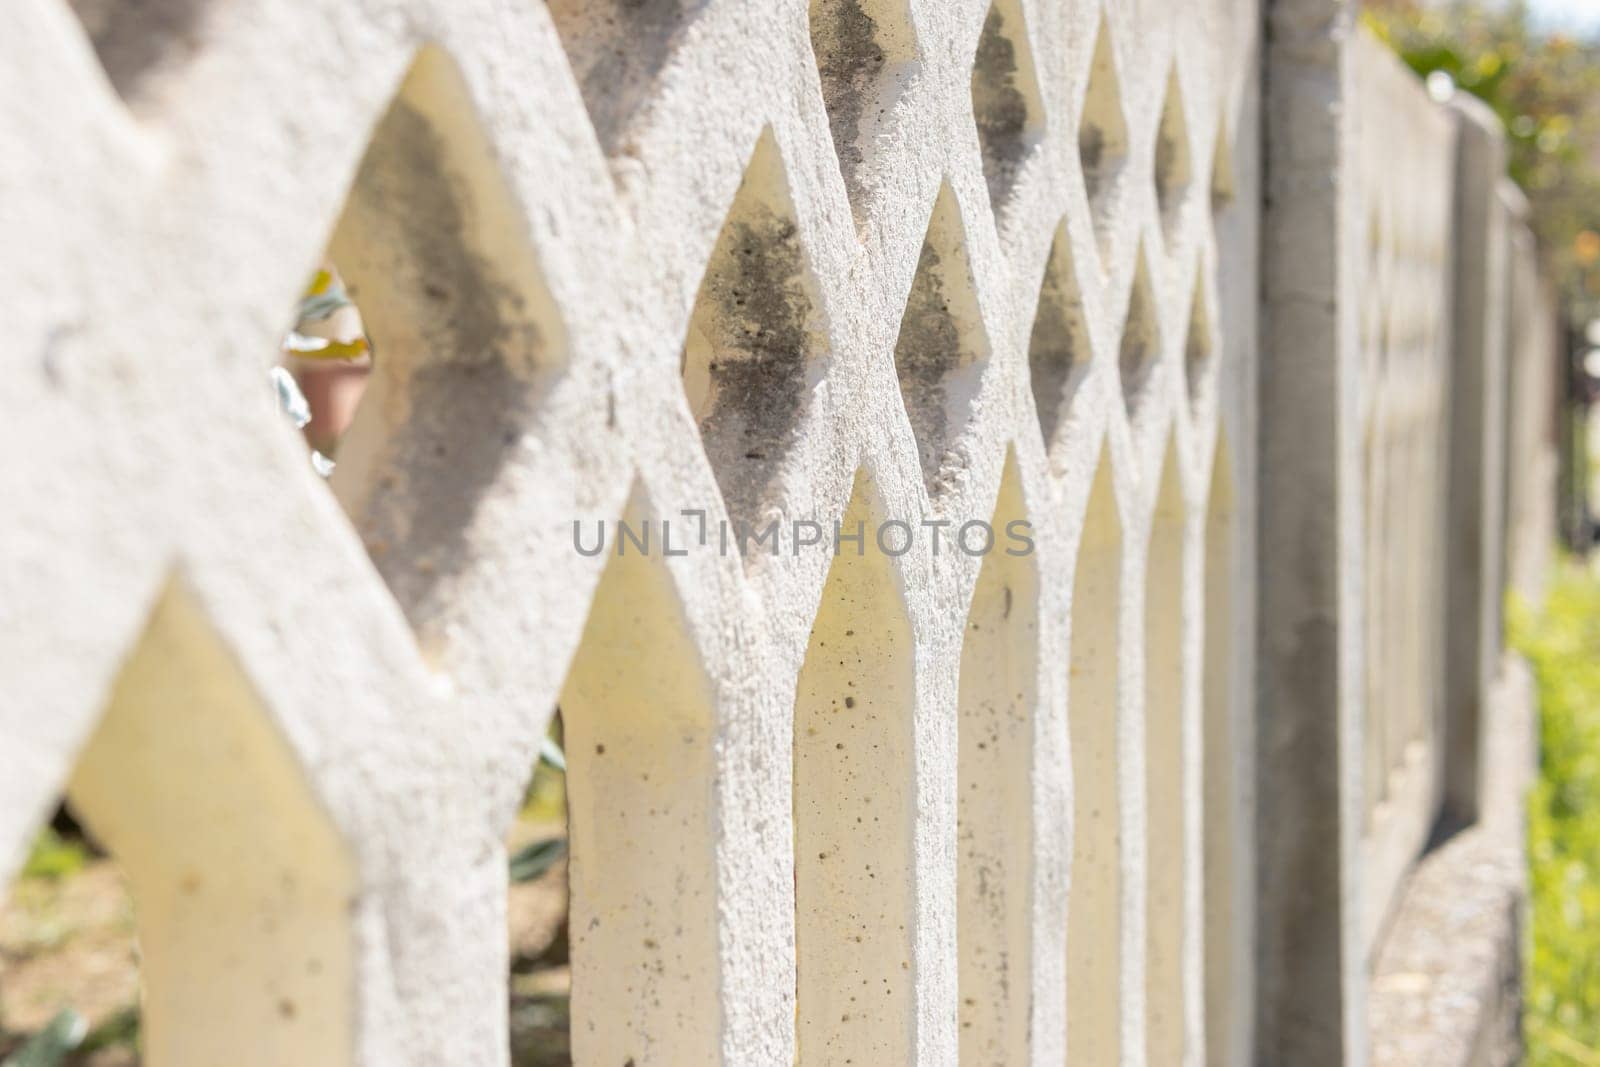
52,577,358,1067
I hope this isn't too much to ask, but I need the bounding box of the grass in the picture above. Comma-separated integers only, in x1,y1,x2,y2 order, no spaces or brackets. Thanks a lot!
18,832,88,884
1513,559,1600,1064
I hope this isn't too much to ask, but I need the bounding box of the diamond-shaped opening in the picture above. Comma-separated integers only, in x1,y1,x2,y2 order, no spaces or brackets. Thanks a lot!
957,448,1039,1065
284,45,565,648
809,0,919,220
0,578,356,1065
1184,269,1215,411
65,0,212,111
795,468,916,1064
1118,246,1161,412
971,0,1046,214
1211,122,1237,214
545,0,707,157
892,182,992,494
1077,17,1129,256
1154,67,1194,239
505,487,721,1064
1066,447,1123,1066
1028,222,1092,450
682,127,827,540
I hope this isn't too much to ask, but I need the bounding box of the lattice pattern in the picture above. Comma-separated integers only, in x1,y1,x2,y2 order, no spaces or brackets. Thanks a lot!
1351,34,1458,959
0,0,1259,1063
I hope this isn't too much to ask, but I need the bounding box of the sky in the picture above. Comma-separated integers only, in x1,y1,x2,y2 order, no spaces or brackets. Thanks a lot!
1527,0,1600,36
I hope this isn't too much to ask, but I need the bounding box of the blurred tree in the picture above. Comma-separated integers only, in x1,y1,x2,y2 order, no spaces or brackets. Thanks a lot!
1365,0,1600,318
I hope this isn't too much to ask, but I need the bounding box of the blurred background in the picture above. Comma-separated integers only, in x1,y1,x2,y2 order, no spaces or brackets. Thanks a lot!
1363,3,1600,1063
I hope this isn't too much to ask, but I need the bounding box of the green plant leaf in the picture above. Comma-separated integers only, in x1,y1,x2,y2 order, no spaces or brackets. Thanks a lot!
1511,559,1600,1063
1,1009,86,1067
296,290,352,324
509,837,567,884
21,828,88,881
79,1005,139,1055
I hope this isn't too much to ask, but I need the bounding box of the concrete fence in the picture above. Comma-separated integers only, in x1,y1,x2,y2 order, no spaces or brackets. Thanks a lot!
0,1,1558,1066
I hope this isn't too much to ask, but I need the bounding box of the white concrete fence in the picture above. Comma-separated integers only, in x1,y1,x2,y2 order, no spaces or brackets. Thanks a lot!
0,1,1558,1065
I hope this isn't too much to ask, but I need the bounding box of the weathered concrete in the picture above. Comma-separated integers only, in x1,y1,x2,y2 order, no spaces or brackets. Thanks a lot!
1368,654,1533,1067
1443,96,1511,828
1256,9,1487,1063
0,1,1555,1064
1501,183,1560,608
0,1,1259,1065
1256,1,1363,1062
1353,35,1457,967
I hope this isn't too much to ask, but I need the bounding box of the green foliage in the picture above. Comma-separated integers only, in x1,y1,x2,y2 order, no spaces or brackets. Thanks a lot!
508,838,567,884
78,1006,139,1058
510,723,568,883
0,1010,84,1067
1512,562,1600,1063
520,720,568,826
19,829,88,882
1364,1,1600,316
0,1005,140,1067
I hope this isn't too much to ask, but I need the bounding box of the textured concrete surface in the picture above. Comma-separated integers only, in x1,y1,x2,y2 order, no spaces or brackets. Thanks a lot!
0,0,1553,1063
1253,8,1535,1065
1353,32,1458,968
1257,2,1365,1061
1369,655,1534,1067
0,0,1260,1064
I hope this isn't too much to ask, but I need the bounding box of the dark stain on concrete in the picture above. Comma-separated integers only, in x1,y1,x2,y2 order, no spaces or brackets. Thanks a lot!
971,3,1039,208
684,179,818,535
1028,233,1090,447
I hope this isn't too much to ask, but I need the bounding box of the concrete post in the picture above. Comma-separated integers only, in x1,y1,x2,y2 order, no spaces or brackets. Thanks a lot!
1256,1,1363,1063
1442,99,1510,826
